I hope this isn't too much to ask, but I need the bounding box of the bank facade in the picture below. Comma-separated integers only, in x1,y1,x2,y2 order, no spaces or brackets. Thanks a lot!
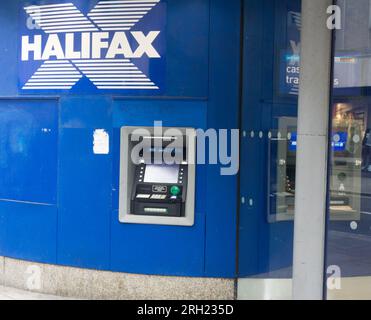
0,0,369,300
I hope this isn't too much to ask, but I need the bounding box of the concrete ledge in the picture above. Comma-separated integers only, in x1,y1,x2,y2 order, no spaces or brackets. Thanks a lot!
238,279,292,300
0,257,235,300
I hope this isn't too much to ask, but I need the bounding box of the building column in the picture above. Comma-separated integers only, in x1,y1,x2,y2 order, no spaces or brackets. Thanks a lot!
292,0,333,300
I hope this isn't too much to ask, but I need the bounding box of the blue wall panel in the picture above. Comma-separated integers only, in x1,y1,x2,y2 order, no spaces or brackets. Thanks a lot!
0,98,58,263
111,99,207,276
0,1,18,96
205,0,241,277
166,0,209,97
0,99,58,204
0,201,57,263
57,96,112,269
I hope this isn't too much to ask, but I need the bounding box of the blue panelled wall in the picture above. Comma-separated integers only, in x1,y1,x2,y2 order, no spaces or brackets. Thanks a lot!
0,0,240,277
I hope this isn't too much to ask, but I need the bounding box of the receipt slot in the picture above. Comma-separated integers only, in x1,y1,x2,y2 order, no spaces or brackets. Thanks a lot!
119,127,196,226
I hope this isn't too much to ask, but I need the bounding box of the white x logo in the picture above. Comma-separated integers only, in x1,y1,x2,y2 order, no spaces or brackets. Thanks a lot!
22,0,161,90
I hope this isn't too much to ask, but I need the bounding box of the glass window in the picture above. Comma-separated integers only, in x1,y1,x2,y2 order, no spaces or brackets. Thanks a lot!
238,0,301,300
326,0,371,300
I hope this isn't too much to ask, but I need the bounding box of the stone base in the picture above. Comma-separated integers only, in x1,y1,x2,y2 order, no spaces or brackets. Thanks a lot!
0,257,235,300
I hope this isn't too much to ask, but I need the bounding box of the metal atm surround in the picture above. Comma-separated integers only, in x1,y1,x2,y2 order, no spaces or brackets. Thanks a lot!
119,126,196,226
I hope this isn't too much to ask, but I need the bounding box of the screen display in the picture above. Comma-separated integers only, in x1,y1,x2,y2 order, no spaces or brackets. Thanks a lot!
332,132,348,152
289,132,298,152
289,132,348,152
144,164,180,184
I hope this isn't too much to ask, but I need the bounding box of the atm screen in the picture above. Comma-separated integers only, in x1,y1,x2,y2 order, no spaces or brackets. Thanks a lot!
144,164,180,184
332,132,348,152
288,132,348,152
289,132,297,152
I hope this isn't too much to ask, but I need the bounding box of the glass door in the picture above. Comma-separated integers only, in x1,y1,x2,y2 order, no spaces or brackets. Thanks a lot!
238,0,301,300
326,0,371,300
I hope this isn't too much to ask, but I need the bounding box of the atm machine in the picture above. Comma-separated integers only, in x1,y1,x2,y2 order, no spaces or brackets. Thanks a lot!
329,127,362,221
131,163,188,217
119,126,196,226
267,117,297,223
268,116,362,223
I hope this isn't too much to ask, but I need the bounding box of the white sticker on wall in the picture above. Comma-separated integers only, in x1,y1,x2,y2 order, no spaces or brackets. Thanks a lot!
93,129,110,155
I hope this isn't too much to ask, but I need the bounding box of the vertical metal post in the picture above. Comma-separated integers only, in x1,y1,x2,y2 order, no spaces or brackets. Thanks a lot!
292,0,333,300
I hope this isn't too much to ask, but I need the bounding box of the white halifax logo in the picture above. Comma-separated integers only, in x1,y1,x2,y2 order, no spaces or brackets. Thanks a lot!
21,0,162,90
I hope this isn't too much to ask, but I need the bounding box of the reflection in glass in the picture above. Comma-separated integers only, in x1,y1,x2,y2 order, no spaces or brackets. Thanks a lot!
326,0,371,300
237,0,301,300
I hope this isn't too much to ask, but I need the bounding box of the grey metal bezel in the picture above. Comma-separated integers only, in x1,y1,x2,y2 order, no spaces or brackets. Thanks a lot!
119,126,196,226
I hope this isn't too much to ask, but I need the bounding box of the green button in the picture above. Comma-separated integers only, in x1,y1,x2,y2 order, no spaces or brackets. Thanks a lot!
170,186,181,196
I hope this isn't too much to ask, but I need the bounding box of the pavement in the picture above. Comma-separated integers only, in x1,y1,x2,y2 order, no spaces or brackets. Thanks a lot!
0,285,72,300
